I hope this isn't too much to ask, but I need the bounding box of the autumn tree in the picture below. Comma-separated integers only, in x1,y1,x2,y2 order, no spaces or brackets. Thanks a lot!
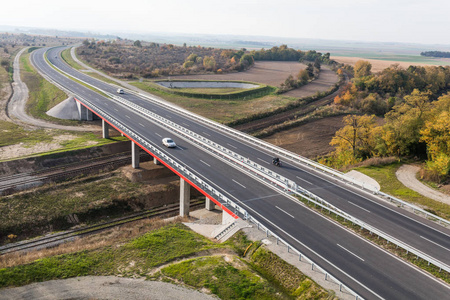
133,40,142,47
354,60,372,78
203,56,216,70
382,89,432,156
420,93,450,179
330,115,378,164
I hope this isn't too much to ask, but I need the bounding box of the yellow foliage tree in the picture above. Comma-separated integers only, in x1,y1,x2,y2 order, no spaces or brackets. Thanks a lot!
330,115,378,165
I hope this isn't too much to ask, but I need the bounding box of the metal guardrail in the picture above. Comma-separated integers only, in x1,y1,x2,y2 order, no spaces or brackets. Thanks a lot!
44,48,450,274
38,48,365,300
119,85,450,228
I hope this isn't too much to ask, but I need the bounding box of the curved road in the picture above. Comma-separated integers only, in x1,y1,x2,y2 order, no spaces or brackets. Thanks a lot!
29,46,450,300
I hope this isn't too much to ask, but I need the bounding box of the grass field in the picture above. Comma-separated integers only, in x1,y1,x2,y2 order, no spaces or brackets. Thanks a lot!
60,48,83,70
355,162,450,220
20,53,77,125
169,87,245,94
131,81,292,123
0,223,331,299
332,54,450,72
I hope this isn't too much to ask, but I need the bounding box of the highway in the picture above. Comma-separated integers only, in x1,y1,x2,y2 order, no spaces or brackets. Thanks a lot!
31,46,450,299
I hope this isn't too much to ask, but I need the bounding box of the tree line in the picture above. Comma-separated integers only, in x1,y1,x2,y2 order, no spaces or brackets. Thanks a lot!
334,60,450,116
327,60,450,182
420,51,450,58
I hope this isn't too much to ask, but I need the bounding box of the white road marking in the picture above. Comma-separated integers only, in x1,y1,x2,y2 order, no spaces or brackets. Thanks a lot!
227,143,238,149
182,122,190,127
298,167,450,239
337,244,365,261
232,179,246,189
176,146,184,150
276,206,295,218
125,115,130,119
420,236,450,252
155,133,162,137
202,132,211,136
166,115,172,118
200,160,210,167
139,123,145,127
296,176,313,185
257,157,270,164
348,201,371,213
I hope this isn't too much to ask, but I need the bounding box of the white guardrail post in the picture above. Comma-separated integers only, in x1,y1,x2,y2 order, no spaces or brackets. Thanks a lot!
38,48,365,300
43,47,450,273
118,84,450,228
41,47,450,297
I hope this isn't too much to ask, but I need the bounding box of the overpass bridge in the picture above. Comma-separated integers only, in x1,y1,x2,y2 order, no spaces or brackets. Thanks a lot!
29,46,450,300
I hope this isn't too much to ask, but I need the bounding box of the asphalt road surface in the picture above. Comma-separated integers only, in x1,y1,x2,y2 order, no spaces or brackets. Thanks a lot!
29,46,450,300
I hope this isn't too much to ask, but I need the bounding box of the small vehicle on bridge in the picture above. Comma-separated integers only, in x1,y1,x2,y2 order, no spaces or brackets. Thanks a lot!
117,88,124,94
162,138,177,148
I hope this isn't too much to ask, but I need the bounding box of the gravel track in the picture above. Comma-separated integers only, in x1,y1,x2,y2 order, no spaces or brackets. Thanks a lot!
0,276,218,300
396,164,450,205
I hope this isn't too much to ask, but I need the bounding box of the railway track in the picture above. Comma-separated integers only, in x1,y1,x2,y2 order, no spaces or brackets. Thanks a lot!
0,152,151,195
0,199,205,255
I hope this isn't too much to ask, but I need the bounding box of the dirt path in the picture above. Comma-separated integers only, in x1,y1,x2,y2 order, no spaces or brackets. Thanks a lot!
396,165,450,205
0,276,218,300
283,66,338,98
7,47,94,131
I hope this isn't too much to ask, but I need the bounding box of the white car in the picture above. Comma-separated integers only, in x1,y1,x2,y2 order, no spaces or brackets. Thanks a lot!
117,88,124,94
162,138,176,148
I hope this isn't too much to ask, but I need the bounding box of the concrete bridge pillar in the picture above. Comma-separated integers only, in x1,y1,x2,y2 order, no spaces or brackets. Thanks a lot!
132,141,140,169
179,178,190,217
205,197,215,211
153,157,161,165
102,120,110,139
86,109,93,121
77,102,86,121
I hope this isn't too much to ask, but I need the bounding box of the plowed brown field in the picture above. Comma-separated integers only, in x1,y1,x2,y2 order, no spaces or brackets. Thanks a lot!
171,61,307,87
263,116,345,159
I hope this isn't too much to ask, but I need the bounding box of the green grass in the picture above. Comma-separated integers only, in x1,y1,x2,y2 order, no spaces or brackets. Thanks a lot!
20,53,78,125
0,225,332,298
0,224,218,288
159,256,280,300
60,48,83,70
131,81,291,123
0,120,54,147
172,87,245,94
355,162,450,220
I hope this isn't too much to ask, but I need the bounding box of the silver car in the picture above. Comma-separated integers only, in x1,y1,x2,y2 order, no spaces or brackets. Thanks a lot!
162,137,176,148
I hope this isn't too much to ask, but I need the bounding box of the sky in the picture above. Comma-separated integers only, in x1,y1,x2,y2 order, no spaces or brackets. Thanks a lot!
3,0,450,45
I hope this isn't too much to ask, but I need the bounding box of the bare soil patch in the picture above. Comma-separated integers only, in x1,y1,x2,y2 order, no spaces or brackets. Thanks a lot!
0,134,98,160
263,116,345,159
172,61,307,87
332,56,431,73
283,66,338,98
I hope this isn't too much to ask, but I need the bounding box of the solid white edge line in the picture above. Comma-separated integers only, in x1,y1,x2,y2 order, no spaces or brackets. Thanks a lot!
200,160,210,167
257,157,270,164
276,206,295,218
298,167,450,239
232,179,247,189
51,47,450,295
337,244,365,261
296,176,313,185
348,201,371,213
420,236,450,252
